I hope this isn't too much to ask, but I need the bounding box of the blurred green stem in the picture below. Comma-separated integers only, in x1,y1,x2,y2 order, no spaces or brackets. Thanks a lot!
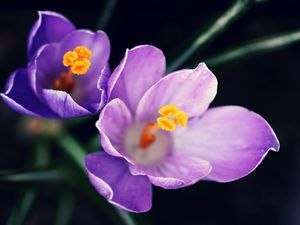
0,168,64,182
6,142,50,225
115,207,137,225
167,0,255,73
206,29,300,67
96,0,117,30
57,133,138,225
6,189,36,225
54,192,75,225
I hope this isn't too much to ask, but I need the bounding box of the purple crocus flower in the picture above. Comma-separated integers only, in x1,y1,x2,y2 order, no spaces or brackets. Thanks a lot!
1,11,110,118
85,45,279,212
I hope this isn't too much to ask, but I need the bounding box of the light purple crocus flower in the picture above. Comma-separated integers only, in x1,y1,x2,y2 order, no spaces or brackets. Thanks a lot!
85,45,279,212
1,11,110,118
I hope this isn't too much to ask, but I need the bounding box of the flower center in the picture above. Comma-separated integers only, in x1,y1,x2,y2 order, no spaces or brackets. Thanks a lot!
53,46,92,93
62,46,92,75
139,104,188,149
53,70,75,93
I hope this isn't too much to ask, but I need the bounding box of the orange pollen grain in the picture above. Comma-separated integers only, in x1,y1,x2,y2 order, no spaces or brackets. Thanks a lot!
62,46,92,76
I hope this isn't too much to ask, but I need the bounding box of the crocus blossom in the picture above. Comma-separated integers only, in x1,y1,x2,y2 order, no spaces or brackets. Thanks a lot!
85,45,279,212
1,11,110,118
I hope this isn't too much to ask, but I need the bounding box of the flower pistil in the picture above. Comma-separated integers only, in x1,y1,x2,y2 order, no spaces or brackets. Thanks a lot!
139,104,188,149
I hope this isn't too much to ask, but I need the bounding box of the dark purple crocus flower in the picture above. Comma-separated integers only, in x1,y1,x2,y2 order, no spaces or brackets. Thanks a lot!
85,45,279,212
1,11,110,118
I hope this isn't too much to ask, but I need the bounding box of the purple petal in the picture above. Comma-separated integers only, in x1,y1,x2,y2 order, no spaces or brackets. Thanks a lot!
135,63,217,123
42,89,91,118
29,30,110,115
107,45,166,113
96,98,133,162
28,11,75,59
65,30,110,112
129,153,211,189
173,106,280,182
85,152,152,212
1,68,57,118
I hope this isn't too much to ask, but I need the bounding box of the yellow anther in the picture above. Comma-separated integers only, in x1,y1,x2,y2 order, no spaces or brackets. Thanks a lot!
63,51,78,66
70,58,91,75
158,104,179,117
174,111,188,127
156,104,189,131
62,45,92,75
74,46,92,59
156,116,176,131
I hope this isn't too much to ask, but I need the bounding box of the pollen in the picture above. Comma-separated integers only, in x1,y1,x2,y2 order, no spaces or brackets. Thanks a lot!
62,46,92,75
157,104,188,129
70,58,91,75
139,104,188,149
63,51,78,66
158,104,178,117
174,111,188,127
157,116,176,131
74,46,92,59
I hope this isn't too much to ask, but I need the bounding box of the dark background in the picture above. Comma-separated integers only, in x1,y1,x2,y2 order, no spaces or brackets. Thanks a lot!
1,0,300,225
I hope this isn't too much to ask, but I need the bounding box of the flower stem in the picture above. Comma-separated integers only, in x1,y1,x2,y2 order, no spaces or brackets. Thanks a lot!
115,207,137,225
6,189,36,225
205,29,300,67
57,133,139,225
96,0,118,30
0,168,64,182
54,192,75,225
6,142,50,225
167,0,255,73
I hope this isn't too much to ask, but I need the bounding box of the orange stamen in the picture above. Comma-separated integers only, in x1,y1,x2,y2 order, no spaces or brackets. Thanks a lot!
139,104,189,150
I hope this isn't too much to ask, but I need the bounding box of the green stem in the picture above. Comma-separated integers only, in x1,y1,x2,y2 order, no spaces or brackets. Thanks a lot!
0,168,64,182
206,29,300,67
54,192,75,225
115,207,137,225
6,189,36,225
96,0,118,30
167,0,255,73
57,133,139,225
6,142,50,225
58,134,86,171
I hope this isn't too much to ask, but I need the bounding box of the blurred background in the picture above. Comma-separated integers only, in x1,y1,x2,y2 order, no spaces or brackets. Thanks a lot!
0,0,300,225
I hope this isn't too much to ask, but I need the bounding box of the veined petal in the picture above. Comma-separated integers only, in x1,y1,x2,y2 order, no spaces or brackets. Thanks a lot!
42,89,92,118
1,69,57,118
96,98,133,162
107,45,166,113
28,11,75,59
85,152,152,213
129,153,211,189
173,106,280,182
135,63,217,123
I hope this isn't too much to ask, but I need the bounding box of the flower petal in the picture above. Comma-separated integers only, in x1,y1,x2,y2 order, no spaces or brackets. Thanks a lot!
107,45,166,113
173,106,280,182
29,30,110,115
135,63,217,123
42,89,91,118
28,11,75,59
1,68,57,118
85,152,152,212
63,30,110,112
96,98,133,161
129,153,211,189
